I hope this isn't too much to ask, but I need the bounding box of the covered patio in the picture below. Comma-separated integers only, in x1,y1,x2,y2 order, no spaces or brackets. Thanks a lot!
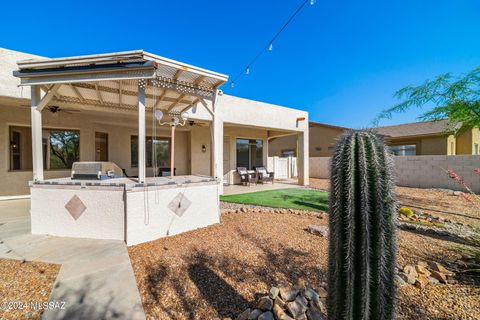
13,50,229,245
7,49,309,245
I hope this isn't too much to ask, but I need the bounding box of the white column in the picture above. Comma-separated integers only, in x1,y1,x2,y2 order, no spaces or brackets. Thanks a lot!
138,83,146,183
211,94,224,194
298,131,309,186
31,86,44,181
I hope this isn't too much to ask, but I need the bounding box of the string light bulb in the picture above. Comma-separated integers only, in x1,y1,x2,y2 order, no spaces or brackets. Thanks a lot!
246,67,250,75
268,42,273,51
231,82,235,88
310,0,316,5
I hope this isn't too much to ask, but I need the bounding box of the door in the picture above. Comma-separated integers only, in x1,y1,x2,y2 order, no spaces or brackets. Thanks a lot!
95,132,108,161
223,136,230,185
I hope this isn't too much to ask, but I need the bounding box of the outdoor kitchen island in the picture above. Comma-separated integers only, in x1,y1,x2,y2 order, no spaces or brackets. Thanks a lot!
30,175,220,246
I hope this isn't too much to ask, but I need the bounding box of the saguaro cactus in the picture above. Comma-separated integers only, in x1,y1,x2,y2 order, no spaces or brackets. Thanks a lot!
327,130,397,320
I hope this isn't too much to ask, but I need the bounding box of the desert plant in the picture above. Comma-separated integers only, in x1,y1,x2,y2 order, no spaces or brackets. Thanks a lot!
398,207,414,217
328,130,397,320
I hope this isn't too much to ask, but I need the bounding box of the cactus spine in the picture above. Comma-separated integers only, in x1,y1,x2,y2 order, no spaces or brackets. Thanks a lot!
327,130,397,320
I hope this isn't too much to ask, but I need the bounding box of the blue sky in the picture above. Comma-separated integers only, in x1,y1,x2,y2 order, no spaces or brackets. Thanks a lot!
1,0,479,128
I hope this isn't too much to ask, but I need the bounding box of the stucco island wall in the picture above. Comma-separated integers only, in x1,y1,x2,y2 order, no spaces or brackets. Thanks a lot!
30,184,125,240
125,181,220,246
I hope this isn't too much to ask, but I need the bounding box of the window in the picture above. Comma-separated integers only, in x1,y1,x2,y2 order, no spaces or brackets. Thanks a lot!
474,143,479,155
131,136,170,167
236,138,263,169
48,130,80,169
9,126,80,171
388,144,416,156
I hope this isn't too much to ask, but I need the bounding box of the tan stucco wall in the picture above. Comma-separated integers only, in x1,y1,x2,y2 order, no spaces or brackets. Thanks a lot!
387,135,450,155
269,124,345,157
456,130,472,155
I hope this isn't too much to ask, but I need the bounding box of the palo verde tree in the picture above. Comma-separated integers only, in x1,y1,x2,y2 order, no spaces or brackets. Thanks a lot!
374,67,480,130
327,130,397,320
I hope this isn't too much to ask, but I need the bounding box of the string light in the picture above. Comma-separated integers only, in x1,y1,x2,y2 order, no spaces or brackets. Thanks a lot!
229,0,315,88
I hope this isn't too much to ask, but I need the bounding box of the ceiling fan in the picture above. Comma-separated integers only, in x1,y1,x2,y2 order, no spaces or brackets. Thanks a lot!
46,105,81,114
19,105,81,114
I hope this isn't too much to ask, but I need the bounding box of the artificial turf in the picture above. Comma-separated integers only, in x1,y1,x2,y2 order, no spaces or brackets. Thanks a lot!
220,188,328,212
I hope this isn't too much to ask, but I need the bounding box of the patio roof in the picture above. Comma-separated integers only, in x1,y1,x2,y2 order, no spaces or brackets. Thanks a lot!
13,50,229,114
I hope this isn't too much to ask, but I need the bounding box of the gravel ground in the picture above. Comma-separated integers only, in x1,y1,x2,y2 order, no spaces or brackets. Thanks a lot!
128,210,480,320
0,259,60,320
309,178,480,227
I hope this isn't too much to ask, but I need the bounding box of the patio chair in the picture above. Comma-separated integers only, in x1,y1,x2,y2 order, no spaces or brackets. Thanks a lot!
237,167,258,186
255,166,274,184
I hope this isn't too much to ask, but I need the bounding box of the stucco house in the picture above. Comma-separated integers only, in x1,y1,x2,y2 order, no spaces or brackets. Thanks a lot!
269,121,348,157
374,120,480,156
0,47,309,244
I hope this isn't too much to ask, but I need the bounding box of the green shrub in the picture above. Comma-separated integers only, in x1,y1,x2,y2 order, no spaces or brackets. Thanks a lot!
398,207,414,217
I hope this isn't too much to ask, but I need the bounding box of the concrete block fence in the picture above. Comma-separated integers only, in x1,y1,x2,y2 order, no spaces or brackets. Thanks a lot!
310,155,480,193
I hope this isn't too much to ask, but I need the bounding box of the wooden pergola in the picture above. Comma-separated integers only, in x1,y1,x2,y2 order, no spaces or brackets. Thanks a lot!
13,50,228,183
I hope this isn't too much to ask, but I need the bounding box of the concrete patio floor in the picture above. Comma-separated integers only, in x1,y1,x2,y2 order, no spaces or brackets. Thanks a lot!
0,199,145,320
223,179,301,195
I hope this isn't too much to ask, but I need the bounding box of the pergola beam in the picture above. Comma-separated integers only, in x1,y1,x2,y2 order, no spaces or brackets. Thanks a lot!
70,84,85,102
167,94,186,111
36,84,61,111
94,83,104,103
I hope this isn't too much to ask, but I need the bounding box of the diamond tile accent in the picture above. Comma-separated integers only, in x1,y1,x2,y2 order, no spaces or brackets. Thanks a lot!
167,193,192,217
65,195,86,220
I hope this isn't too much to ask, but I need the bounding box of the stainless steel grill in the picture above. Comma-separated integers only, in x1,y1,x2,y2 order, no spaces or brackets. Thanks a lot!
71,162,123,180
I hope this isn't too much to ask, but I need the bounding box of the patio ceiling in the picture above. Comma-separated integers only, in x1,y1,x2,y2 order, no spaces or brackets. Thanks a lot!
13,50,229,115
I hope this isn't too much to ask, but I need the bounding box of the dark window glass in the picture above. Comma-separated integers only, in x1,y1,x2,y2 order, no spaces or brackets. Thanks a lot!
49,130,80,169
131,136,170,168
236,138,263,169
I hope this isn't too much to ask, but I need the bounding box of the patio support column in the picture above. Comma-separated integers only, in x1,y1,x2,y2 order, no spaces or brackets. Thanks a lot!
297,131,309,186
31,85,44,181
211,92,224,194
138,83,146,183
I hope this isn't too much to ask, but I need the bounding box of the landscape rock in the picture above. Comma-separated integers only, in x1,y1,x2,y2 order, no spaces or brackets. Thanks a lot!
316,287,327,299
395,274,407,286
415,276,429,289
306,225,329,237
428,276,440,285
295,295,309,309
306,306,326,320
258,311,275,320
279,287,299,302
398,272,416,285
286,299,308,318
430,262,454,276
310,299,326,314
257,296,274,311
415,264,431,277
249,309,263,319
430,270,448,284
236,308,251,320
269,287,280,299
273,304,293,320
403,264,418,278
274,297,286,309
303,288,320,301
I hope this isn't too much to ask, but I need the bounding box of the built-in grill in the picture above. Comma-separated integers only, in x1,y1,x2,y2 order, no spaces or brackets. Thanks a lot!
71,162,124,180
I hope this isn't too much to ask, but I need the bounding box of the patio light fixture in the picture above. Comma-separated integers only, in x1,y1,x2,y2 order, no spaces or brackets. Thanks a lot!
153,109,190,177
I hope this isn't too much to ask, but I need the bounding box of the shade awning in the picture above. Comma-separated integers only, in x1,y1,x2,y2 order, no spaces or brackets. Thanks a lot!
13,50,229,114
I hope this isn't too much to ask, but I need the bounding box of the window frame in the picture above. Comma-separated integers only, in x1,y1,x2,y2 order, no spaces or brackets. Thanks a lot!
8,125,81,172
130,135,171,168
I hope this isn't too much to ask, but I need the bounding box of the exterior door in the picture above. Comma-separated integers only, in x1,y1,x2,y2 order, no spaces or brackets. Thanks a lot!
223,136,230,185
95,132,108,161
